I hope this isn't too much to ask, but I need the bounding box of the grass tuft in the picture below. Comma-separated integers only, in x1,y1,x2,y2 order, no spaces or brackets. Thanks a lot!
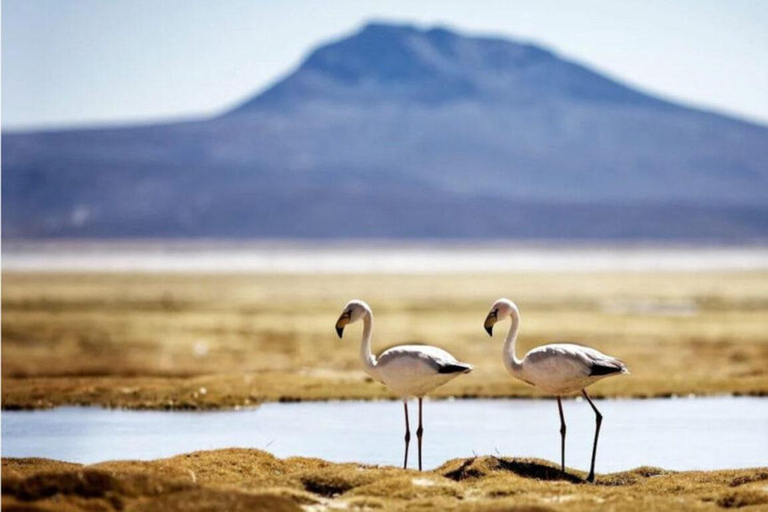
716,489,768,508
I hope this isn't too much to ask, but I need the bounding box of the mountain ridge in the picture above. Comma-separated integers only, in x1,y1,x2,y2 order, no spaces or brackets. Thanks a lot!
231,22,674,113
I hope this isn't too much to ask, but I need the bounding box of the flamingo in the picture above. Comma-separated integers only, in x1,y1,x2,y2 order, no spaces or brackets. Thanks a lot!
335,299,473,470
483,298,629,482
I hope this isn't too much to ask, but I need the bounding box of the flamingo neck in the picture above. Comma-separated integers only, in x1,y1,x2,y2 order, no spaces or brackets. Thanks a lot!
503,309,524,376
359,312,377,375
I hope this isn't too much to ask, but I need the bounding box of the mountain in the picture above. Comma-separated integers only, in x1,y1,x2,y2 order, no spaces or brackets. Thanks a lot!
4,22,768,240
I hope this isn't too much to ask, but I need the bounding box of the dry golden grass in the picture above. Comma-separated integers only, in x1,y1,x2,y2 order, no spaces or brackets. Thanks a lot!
3,449,768,511
3,271,768,409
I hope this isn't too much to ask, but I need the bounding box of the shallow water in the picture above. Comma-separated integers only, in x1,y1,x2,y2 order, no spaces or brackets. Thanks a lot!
4,241,768,273
3,397,767,471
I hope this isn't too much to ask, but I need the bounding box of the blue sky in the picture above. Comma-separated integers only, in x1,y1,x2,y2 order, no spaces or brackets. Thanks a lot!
3,0,768,130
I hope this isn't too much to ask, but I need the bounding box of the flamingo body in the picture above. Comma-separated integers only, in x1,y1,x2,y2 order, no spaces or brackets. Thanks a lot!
375,344,471,397
519,343,628,395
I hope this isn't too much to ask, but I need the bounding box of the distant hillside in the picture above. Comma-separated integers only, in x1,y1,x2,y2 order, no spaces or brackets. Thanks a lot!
3,22,768,240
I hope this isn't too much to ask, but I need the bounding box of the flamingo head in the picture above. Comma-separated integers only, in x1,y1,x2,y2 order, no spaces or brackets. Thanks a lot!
484,298,518,336
335,299,371,338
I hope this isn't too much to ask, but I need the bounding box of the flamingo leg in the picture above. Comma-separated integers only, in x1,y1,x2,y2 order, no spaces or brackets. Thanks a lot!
557,396,566,476
416,397,424,471
402,399,411,469
582,389,603,483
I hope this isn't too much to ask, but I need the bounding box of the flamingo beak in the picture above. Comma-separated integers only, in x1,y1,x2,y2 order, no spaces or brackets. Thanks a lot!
335,312,350,339
484,309,498,337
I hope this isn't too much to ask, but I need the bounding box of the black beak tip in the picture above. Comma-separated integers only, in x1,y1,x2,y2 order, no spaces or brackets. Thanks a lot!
485,325,493,337
336,327,344,338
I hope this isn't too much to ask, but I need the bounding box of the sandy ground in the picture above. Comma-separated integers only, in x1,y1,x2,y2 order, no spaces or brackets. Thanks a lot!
3,271,768,409
3,449,768,511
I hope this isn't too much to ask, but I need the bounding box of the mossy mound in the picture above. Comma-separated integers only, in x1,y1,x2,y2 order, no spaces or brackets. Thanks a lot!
3,449,768,511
